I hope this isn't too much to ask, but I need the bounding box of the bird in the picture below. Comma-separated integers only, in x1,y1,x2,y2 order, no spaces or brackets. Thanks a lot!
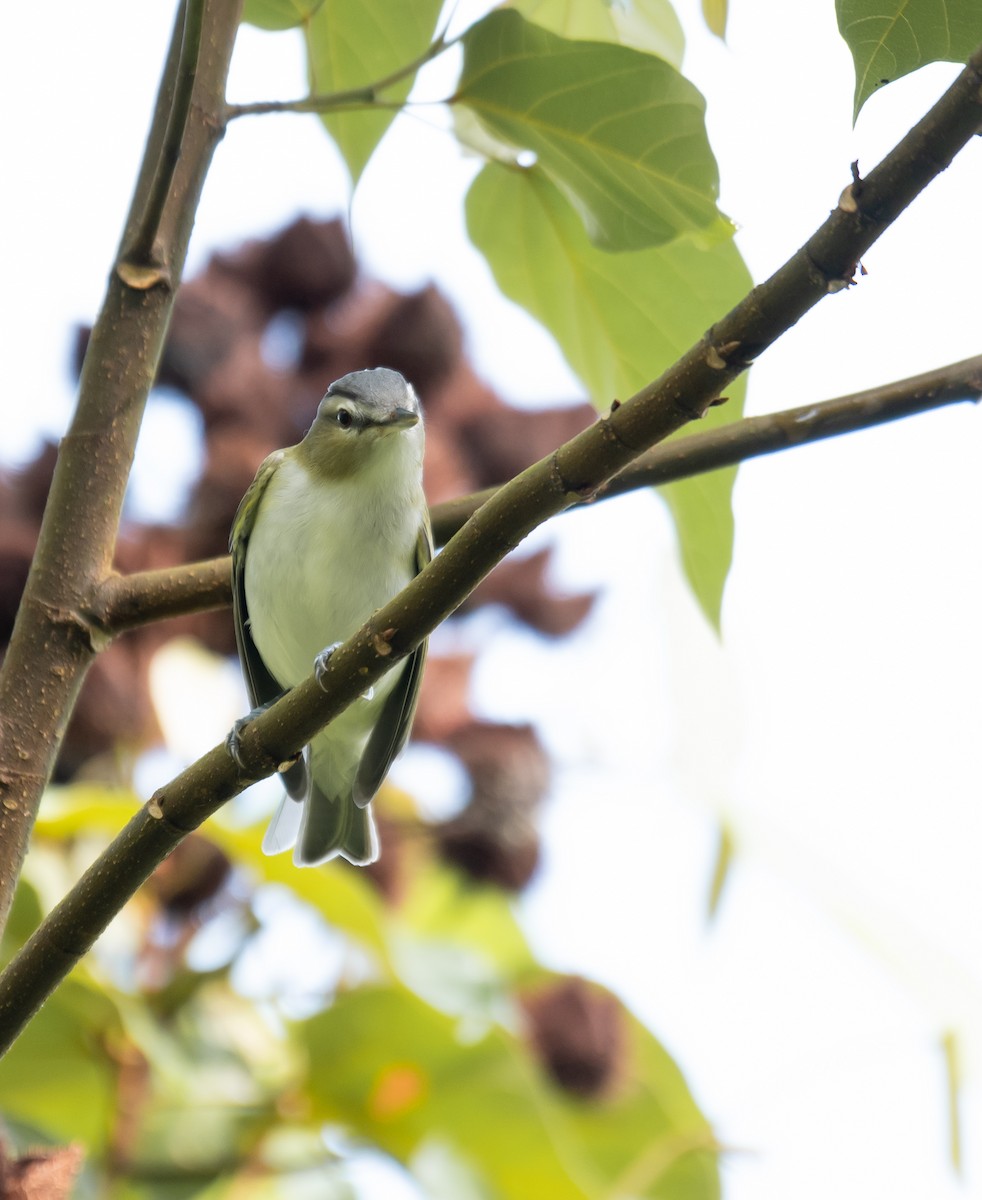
227,367,431,866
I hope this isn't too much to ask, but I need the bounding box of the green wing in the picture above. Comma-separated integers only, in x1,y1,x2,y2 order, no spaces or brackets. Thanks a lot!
230,450,287,711
353,515,433,808
231,450,308,801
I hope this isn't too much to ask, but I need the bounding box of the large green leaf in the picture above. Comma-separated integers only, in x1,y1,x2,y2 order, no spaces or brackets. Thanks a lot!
389,860,535,1026
466,162,751,628
511,0,685,68
455,10,721,251
305,0,446,184
242,0,324,31
0,978,121,1150
397,860,534,981
0,878,43,958
560,1007,720,1198
836,0,982,117
303,982,718,1199
212,821,393,965
304,984,593,1197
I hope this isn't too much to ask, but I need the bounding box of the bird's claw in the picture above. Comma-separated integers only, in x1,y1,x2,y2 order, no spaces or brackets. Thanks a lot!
314,643,374,700
226,701,276,772
314,643,343,690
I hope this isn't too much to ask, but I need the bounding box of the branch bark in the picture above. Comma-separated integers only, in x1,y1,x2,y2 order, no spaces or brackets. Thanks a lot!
0,0,243,936
1,42,981,1056
121,0,207,284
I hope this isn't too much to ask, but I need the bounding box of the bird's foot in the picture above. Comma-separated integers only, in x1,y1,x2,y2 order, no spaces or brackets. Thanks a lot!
313,644,343,690
314,643,374,700
226,700,295,773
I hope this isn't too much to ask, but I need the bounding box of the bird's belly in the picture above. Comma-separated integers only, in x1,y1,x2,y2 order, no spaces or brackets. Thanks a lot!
244,472,415,693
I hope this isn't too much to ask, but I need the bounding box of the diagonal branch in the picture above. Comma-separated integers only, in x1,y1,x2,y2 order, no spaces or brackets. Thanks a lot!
93,351,982,634
1,41,981,1056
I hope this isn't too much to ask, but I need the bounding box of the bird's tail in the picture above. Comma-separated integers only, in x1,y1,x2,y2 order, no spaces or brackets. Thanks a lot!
261,745,380,867
296,778,379,866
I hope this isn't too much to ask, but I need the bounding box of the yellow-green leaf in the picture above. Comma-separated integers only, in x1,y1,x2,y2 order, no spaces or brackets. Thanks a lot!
511,0,685,67
304,984,594,1197
212,821,393,966
0,979,121,1150
836,0,982,118
466,162,750,628
304,982,718,1199
242,0,324,31
701,0,727,39
561,1006,721,1198
34,787,393,968
456,10,721,251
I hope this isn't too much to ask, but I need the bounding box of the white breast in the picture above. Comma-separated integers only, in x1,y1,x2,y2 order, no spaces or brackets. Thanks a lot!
244,449,423,691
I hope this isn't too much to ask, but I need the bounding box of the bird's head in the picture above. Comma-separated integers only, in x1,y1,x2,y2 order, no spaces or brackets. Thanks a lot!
299,367,423,480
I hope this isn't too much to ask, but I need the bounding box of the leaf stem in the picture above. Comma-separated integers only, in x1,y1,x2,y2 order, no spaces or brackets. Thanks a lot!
225,32,449,120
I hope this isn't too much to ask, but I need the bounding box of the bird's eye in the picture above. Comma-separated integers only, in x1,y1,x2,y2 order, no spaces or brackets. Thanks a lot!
336,408,353,429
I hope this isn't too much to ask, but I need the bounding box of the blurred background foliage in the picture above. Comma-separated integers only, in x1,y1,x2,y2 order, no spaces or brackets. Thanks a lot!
3,0,980,1193
0,216,718,1198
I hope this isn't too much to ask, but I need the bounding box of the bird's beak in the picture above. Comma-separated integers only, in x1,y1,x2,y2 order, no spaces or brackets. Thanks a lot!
380,407,420,430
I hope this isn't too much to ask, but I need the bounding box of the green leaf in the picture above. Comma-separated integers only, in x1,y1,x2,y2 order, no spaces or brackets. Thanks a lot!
212,821,393,966
701,0,728,39
0,879,43,958
466,162,751,628
455,10,721,251
34,787,394,968
397,860,534,981
303,983,718,1200
510,0,685,68
0,978,121,1150
560,1007,721,1198
390,861,535,1027
836,0,982,118
242,0,324,31
305,0,445,184
706,821,735,921
303,984,594,1197
941,1028,962,1174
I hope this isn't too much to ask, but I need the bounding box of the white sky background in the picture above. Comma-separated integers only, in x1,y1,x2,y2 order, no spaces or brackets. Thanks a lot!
3,1,982,1198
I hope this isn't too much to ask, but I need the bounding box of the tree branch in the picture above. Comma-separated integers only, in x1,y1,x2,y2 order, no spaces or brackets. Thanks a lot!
120,0,206,284
0,0,243,939
92,352,982,633
1,42,981,1055
431,352,982,544
96,558,232,634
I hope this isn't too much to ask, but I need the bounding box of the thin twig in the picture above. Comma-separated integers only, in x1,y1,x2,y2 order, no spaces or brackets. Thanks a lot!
226,32,449,120
92,352,982,633
435,352,982,542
